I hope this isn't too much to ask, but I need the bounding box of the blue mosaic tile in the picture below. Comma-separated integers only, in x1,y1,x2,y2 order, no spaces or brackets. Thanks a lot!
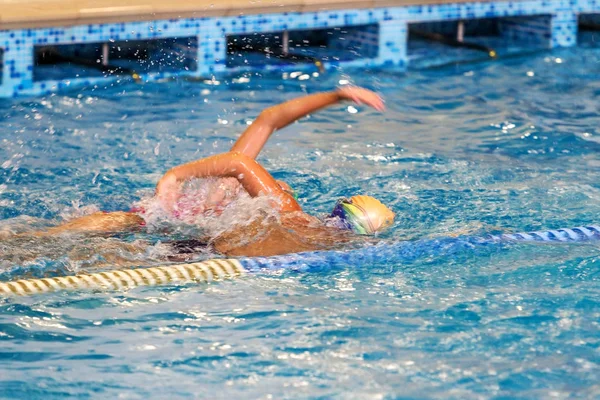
0,0,599,97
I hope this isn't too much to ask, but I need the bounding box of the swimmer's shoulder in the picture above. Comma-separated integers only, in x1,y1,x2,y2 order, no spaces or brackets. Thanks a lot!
212,211,352,257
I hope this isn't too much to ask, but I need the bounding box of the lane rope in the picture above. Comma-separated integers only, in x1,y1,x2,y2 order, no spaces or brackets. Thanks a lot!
1,225,599,297
0,259,245,296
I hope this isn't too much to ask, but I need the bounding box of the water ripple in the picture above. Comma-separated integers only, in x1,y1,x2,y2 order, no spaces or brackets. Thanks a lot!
1,47,600,397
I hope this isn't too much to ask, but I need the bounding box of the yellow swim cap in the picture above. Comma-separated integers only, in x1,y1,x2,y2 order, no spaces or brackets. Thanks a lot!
329,195,395,234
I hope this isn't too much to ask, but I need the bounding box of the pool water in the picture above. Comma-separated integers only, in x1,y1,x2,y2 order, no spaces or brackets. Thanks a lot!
1,46,600,398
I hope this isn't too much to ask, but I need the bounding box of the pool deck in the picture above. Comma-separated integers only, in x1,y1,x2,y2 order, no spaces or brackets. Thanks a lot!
3,0,501,29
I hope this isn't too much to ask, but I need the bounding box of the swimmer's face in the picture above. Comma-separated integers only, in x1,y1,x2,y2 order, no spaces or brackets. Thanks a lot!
329,195,395,234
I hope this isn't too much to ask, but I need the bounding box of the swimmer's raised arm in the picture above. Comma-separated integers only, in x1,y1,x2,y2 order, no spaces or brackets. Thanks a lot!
231,86,385,159
156,152,301,213
156,87,383,213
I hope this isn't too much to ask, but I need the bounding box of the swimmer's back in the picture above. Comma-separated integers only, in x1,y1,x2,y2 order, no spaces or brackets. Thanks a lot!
212,213,353,257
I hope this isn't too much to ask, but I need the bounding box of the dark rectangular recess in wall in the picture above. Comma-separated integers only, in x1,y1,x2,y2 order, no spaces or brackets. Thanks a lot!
226,23,379,68
408,16,551,69
579,14,600,46
33,36,198,82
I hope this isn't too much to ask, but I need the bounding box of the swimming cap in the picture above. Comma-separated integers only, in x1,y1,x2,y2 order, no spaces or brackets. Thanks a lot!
329,195,395,235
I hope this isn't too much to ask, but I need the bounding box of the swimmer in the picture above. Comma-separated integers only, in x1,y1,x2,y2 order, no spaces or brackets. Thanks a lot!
10,86,394,257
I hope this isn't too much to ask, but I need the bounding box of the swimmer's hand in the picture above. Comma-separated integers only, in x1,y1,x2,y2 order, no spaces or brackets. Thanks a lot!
155,171,180,213
337,86,385,112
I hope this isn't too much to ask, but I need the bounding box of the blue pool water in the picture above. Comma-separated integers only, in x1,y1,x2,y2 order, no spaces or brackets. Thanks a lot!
1,46,600,398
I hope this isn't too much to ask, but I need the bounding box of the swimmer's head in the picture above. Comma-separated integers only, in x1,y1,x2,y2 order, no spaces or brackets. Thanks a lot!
328,195,395,235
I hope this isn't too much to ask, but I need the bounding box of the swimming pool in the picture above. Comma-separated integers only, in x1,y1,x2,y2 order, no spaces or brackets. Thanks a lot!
1,45,600,397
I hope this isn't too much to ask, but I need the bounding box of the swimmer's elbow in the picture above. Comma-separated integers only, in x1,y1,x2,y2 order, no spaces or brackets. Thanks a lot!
255,107,279,130
226,152,253,175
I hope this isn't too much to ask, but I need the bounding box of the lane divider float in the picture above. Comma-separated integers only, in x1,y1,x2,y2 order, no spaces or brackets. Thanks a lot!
0,259,245,296
1,225,599,297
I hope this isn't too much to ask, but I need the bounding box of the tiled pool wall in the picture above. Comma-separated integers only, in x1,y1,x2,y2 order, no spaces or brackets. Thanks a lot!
1,0,599,98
